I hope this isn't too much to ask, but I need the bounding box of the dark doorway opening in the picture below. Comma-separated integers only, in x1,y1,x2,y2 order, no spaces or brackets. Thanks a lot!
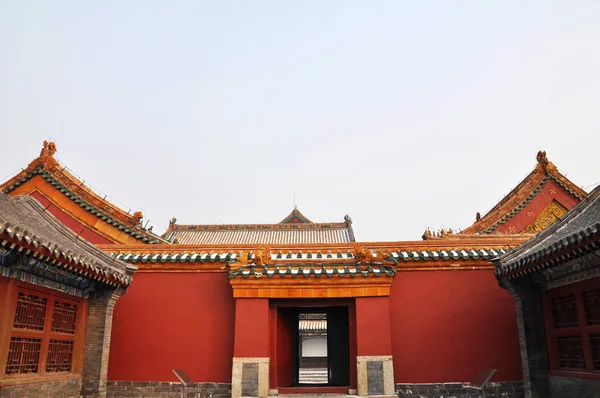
276,306,350,388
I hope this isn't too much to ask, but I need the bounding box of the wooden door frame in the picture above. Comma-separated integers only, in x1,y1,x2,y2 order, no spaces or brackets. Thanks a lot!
268,298,357,390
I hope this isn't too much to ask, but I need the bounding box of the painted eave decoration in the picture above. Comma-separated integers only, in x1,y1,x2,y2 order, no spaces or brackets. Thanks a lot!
494,185,600,279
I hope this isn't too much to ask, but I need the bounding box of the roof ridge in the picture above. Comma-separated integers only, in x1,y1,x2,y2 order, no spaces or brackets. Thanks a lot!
170,222,349,230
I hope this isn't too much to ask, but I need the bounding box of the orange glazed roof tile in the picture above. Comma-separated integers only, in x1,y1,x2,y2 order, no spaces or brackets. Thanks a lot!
460,151,586,235
163,211,356,244
0,141,167,244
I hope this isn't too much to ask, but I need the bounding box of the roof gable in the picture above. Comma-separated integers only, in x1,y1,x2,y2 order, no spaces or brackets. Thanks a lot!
461,151,586,235
494,185,600,279
0,141,165,245
279,208,312,224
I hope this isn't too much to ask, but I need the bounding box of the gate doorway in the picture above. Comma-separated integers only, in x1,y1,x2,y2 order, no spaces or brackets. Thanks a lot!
273,305,351,389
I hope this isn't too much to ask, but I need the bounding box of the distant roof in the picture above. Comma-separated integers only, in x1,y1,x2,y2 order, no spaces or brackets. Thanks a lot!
163,209,356,244
299,320,327,332
494,185,600,279
460,151,586,235
0,192,135,285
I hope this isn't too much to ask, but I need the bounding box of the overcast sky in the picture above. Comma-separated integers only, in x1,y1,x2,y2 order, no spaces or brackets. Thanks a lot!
1,1,598,241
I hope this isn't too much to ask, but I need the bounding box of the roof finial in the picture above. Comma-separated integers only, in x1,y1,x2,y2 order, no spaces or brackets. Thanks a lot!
293,194,297,210
33,140,58,170
536,150,556,173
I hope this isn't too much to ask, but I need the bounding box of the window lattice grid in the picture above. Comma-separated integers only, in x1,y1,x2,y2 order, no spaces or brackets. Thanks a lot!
591,334,600,370
13,292,47,330
51,301,78,334
5,337,42,375
583,289,600,326
45,340,74,373
552,295,579,329
556,335,586,369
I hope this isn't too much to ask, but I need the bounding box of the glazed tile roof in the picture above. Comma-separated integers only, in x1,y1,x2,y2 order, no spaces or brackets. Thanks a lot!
0,192,135,285
228,263,397,279
164,209,355,244
494,185,600,279
109,245,513,264
0,141,166,244
299,320,327,331
461,151,586,235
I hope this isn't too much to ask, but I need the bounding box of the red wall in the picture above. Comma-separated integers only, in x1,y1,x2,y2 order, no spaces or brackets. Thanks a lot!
390,270,522,383
233,299,270,358
356,297,392,356
107,273,235,382
28,191,113,244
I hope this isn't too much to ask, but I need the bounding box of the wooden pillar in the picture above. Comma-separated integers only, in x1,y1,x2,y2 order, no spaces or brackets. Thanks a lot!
81,286,124,398
355,297,395,397
232,298,270,398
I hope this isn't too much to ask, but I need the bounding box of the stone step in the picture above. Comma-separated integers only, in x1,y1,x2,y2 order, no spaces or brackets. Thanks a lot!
299,368,328,383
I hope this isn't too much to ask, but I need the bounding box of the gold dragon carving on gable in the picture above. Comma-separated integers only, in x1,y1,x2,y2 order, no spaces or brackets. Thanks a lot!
521,200,568,234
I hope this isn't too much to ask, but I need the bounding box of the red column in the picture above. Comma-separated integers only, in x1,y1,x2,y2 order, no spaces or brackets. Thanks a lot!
355,296,395,396
356,297,393,356
232,299,270,398
233,299,270,357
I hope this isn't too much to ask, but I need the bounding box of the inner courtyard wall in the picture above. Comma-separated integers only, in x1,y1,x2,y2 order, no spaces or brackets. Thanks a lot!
107,272,236,383
389,270,523,383
106,269,523,387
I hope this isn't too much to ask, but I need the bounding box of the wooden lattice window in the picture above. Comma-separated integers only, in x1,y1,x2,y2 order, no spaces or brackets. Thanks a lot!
545,278,600,377
0,282,86,381
46,340,74,372
584,289,600,326
552,295,579,329
51,301,78,334
591,334,600,370
556,336,586,369
13,293,47,331
5,338,42,375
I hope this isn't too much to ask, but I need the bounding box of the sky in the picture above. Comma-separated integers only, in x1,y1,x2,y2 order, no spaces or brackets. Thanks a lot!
0,1,599,241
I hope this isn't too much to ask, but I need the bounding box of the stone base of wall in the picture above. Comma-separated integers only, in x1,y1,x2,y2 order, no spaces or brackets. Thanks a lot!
549,375,600,398
0,378,82,398
396,381,524,398
106,381,231,398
